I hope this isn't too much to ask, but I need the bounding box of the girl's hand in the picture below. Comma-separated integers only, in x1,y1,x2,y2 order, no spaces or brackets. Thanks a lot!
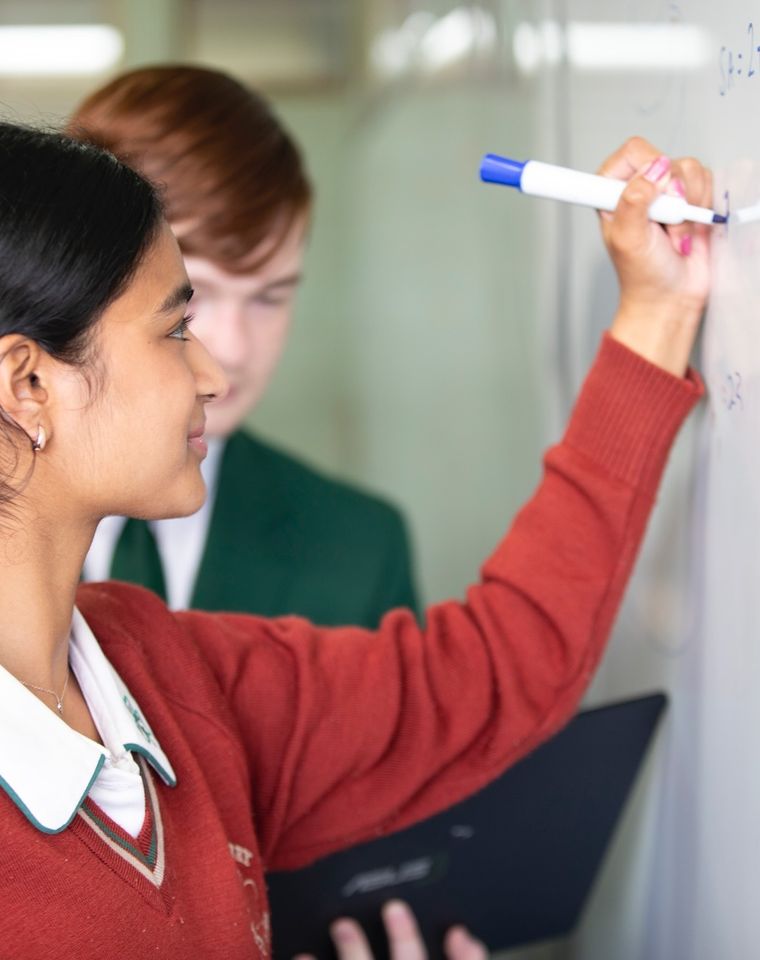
598,136,712,376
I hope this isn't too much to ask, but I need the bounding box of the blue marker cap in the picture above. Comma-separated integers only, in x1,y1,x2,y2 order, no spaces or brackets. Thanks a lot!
479,154,525,188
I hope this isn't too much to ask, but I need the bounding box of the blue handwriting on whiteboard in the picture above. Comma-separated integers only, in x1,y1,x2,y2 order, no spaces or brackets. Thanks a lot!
721,371,744,411
719,22,760,95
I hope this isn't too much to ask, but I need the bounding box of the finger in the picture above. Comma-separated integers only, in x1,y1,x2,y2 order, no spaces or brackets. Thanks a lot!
443,926,489,960
596,140,665,233
596,135,660,179
605,155,671,255
293,955,317,960
692,164,714,256
674,156,711,209
666,158,713,257
382,900,427,960
663,175,692,256
677,157,714,254
330,918,375,960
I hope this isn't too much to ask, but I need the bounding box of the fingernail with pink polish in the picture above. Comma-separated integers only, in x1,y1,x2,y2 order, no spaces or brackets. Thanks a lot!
644,155,671,182
671,177,686,198
680,234,693,256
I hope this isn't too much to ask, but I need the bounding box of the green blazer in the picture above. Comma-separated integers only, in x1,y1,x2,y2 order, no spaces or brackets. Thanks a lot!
190,430,419,627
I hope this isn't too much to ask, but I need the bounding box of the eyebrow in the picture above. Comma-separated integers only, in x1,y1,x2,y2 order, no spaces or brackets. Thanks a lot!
155,282,194,316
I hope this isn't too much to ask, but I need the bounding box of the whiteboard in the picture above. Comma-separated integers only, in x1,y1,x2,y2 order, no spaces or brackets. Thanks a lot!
531,2,760,957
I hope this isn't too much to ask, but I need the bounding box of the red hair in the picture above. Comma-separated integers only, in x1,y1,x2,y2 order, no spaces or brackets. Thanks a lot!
68,65,312,272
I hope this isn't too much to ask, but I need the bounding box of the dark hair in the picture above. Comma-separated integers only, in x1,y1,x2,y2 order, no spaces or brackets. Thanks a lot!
68,65,311,272
0,121,163,364
0,121,163,503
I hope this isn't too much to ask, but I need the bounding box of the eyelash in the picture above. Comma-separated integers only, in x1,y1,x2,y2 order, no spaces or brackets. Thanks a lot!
169,313,194,341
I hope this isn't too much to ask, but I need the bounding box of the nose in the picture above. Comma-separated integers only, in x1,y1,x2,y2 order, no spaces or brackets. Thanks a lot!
188,332,228,403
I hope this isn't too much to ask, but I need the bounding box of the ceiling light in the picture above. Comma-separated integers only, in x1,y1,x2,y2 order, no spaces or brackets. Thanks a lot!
0,25,124,76
513,21,712,74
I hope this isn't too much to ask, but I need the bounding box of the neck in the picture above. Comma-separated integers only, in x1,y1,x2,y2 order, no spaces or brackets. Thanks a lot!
0,504,94,691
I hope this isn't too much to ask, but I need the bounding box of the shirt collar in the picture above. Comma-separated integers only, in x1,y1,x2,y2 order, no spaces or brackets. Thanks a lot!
0,607,176,835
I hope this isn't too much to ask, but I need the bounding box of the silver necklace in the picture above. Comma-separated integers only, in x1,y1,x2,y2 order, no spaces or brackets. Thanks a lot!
20,670,70,716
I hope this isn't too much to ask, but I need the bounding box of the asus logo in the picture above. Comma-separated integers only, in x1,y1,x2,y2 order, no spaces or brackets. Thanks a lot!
342,856,442,897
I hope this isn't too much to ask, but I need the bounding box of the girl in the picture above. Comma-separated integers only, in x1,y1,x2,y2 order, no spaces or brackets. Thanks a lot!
0,122,706,958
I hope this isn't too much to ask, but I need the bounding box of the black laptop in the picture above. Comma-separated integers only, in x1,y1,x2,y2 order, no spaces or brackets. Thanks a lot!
267,692,667,959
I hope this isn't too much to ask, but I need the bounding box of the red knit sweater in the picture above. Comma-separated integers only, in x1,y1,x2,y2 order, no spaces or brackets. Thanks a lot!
0,337,701,959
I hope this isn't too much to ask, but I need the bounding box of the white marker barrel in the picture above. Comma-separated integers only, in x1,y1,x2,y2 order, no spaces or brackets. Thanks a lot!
520,160,714,225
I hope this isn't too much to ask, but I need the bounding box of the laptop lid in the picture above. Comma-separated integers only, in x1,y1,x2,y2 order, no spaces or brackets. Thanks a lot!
267,692,667,959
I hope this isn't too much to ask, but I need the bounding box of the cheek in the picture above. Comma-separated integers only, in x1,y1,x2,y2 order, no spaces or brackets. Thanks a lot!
52,366,113,456
101,351,196,442
80,385,155,466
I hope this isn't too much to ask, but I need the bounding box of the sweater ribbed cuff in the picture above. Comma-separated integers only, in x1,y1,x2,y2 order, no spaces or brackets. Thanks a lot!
562,333,704,490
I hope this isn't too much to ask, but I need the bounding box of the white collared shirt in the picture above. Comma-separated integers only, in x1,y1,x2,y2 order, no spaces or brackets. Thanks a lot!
0,608,176,837
83,436,224,609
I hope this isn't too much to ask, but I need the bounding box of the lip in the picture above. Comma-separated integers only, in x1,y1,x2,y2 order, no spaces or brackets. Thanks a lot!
187,422,208,458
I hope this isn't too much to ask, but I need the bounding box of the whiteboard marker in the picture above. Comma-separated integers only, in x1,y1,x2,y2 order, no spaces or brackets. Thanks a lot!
480,154,727,225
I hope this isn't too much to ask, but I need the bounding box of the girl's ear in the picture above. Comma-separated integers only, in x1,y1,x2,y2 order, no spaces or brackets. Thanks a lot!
0,335,50,446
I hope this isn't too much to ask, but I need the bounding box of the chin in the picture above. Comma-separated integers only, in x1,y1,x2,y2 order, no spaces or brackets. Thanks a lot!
155,477,207,520
178,486,207,518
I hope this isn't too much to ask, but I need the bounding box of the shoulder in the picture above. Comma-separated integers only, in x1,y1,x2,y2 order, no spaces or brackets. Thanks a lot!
76,580,170,640
75,580,290,677
76,581,303,710
75,581,207,680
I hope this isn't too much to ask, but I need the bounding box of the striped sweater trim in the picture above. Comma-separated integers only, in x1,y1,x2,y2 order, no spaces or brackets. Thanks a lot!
77,756,165,888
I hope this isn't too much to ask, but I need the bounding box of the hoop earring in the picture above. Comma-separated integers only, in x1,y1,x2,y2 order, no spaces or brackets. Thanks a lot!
32,425,46,452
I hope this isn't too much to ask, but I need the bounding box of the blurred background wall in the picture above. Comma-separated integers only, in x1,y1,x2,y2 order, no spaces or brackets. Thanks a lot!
0,0,552,608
